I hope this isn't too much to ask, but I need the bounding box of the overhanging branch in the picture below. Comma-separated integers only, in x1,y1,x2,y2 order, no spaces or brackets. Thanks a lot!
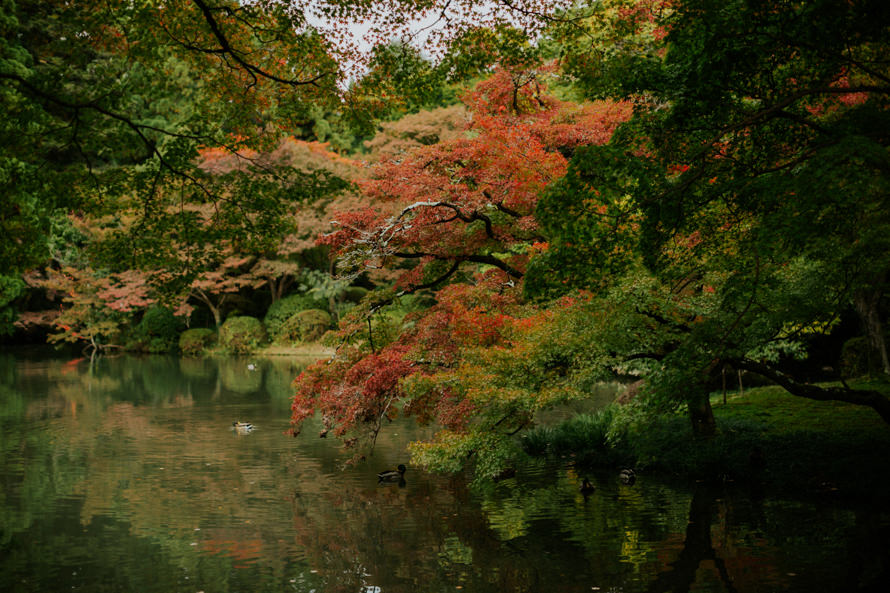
735,358,890,424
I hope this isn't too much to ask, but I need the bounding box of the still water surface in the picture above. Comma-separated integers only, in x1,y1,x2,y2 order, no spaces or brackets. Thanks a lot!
1,352,887,592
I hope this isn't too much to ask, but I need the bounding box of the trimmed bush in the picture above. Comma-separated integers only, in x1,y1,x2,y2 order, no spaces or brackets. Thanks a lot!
277,309,331,344
131,306,184,353
179,328,217,356
219,316,267,354
264,294,328,339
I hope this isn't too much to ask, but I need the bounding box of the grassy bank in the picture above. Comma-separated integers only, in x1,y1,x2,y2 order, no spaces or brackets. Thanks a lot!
522,379,890,502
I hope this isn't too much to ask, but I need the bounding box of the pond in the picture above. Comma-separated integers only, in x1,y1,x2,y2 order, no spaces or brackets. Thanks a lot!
1,352,887,593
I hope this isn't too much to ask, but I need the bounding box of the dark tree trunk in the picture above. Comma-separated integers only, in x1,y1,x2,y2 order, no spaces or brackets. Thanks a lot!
646,487,738,593
688,385,717,438
853,284,890,376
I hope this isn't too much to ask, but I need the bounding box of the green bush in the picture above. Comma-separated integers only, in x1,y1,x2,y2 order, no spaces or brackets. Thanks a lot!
179,328,217,356
521,407,629,465
264,294,328,339
219,316,267,354
277,309,331,344
131,306,184,353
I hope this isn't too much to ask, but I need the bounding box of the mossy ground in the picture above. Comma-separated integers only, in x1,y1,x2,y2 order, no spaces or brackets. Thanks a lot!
523,378,890,503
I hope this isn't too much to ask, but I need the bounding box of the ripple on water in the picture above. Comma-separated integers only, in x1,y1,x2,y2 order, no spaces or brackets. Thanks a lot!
4,354,890,593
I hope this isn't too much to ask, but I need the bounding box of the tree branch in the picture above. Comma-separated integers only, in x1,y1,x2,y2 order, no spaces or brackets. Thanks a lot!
734,358,890,424
393,251,523,279
190,0,331,87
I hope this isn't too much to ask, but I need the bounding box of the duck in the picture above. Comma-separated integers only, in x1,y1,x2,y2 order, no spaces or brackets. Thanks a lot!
232,421,254,433
619,469,636,485
580,478,595,494
247,363,257,371
377,464,407,482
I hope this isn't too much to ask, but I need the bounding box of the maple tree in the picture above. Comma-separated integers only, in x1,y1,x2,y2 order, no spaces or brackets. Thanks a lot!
291,67,632,473
26,266,156,357
1,0,570,285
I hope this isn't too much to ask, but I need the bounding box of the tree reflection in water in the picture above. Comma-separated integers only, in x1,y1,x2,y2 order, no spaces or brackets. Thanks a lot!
1,353,888,593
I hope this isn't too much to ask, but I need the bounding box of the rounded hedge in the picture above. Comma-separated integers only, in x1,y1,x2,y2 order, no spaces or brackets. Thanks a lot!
277,309,331,344
131,306,184,353
264,294,328,339
219,316,268,354
179,328,217,356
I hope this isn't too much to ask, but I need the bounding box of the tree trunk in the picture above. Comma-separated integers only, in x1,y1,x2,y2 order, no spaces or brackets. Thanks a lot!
853,284,890,376
193,289,222,327
210,305,221,328
328,259,338,323
688,385,717,438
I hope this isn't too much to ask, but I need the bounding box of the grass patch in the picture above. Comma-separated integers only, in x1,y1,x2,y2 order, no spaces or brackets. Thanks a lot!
714,378,889,434
525,380,890,502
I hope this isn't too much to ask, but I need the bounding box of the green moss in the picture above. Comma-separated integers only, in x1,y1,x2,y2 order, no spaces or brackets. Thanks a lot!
714,381,889,434
219,316,267,354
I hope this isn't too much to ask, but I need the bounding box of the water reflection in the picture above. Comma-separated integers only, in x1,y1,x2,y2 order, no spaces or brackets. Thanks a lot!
1,353,888,592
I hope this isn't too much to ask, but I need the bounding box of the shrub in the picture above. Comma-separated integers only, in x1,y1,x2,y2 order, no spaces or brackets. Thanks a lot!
131,306,184,353
219,316,267,354
521,406,628,465
277,309,331,344
179,328,217,356
264,294,328,339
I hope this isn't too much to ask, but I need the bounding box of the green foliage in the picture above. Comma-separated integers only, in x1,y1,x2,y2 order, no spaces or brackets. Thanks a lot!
409,429,524,482
442,24,541,83
263,294,328,339
129,307,184,354
0,274,25,336
298,269,351,306
524,378,890,496
178,328,217,357
521,407,619,460
277,309,332,344
526,144,655,299
218,316,267,354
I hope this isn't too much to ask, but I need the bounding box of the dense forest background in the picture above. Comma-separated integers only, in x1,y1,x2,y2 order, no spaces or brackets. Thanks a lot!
2,0,889,477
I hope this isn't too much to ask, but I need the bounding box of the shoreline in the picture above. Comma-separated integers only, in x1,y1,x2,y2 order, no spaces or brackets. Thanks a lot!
523,380,890,504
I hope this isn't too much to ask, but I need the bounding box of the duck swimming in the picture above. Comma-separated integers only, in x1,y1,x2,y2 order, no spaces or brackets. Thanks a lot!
580,478,595,494
619,469,636,485
377,464,407,482
232,422,254,433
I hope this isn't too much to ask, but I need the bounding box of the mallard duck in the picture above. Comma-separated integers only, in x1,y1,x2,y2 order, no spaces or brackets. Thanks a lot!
580,478,595,494
619,469,636,485
232,421,254,433
377,464,406,482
